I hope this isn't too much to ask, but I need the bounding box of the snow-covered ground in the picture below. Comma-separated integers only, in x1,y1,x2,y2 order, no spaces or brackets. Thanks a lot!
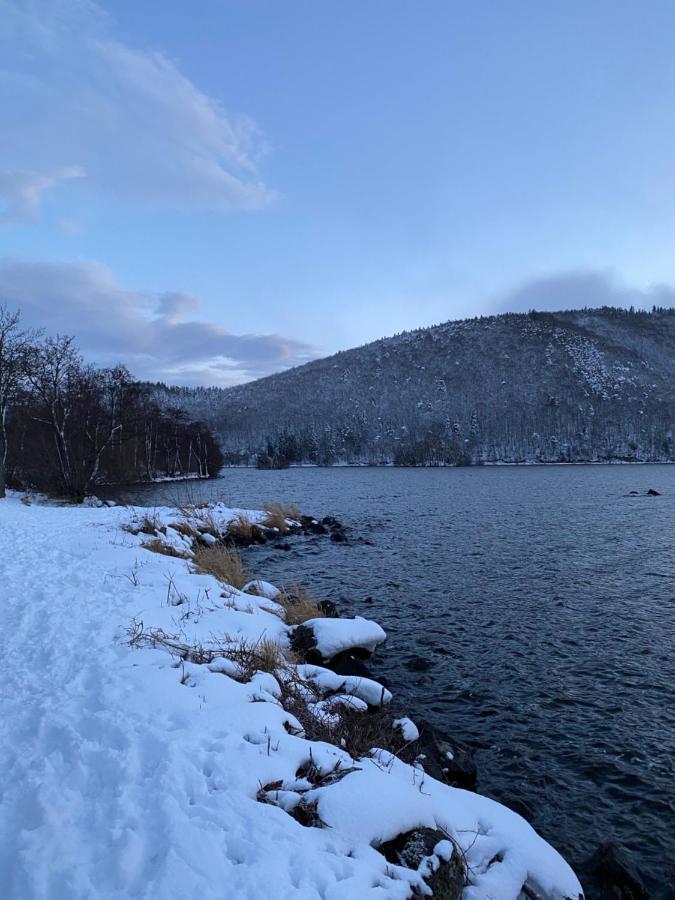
0,495,583,899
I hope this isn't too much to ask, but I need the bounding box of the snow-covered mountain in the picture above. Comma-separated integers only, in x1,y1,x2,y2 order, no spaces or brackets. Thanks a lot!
154,307,675,465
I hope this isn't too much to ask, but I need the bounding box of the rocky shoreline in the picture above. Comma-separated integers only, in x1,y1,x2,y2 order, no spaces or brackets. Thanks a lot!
211,509,480,799
3,493,588,898
132,500,586,896
207,507,576,897
233,509,654,900
15,491,655,897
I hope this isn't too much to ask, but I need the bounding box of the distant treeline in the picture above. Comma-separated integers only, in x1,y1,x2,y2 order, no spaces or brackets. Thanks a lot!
0,308,223,500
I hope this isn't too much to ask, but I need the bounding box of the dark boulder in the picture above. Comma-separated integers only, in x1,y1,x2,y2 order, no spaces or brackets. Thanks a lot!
379,827,464,899
300,515,329,534
317,599,339,617
226,526,268,547
289,624,374,666
330,529,348,543
289,625,322,664
583,842,649,899
321,516,343,529
328,650,373,679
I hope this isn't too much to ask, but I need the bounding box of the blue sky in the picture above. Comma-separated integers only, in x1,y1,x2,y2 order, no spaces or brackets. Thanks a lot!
2,0,675,384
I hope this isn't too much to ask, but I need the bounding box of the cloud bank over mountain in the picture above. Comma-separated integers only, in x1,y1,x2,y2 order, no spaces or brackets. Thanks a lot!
0,260,315,384
495,270,675,314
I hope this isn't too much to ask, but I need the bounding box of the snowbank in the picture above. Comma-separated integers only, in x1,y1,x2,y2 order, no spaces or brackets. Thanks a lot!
0,495,583,899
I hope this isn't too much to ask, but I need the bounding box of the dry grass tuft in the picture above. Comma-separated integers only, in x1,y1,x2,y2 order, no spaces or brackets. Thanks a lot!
277,673,395,756
194,510,221,538
262,503,289,533
262,502,300,533
141,538,189,559
178,506,220,538
236,637,286,676
139,512,161,534
282,502,301,521
123,510,164,537
193,543,247,589
127,623,286,679
172,520,198,539
227,513,262,543
126,620,404,761
276,586,327,626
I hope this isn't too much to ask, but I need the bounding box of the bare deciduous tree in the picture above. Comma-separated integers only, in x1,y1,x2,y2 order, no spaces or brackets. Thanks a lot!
23,336,133,499
23,335,81,497
0,306,33,498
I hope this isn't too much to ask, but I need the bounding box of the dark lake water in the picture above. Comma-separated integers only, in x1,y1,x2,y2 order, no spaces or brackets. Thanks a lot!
111,466,675,896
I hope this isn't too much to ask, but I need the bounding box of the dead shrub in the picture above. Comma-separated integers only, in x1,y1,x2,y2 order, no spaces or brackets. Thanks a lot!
295,755,360,789
278,670,396,757
172,520,198,539
139,511,161,533
225,636,286,677
290,798,323,828
184,507,220,538
256,785,324,828
141,538,189,559
127,623,286,681
277,586,327,626
193,543,247,588
227,513,263,544
123,510,166,537
283,502,301,521
334,704,401,759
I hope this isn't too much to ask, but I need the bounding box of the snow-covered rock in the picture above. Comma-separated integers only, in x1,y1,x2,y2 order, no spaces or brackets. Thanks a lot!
293,616,387,662
298,664,392,706
242,579,281,600
393,716,420,742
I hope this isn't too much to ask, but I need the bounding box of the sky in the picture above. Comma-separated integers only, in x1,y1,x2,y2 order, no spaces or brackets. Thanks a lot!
2,0,675,385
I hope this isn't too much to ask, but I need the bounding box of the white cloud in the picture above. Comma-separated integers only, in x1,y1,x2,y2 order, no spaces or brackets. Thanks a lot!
495,270,675,314
0,259,316,385
0,0,272,215
157,292,201,324
0,167,84,225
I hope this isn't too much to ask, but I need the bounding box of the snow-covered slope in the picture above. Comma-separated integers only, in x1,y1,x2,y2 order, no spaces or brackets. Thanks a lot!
155,307,675,465
0,496,583,899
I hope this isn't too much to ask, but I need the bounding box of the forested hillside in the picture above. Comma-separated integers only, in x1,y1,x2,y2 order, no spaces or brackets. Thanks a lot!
153,307,675,466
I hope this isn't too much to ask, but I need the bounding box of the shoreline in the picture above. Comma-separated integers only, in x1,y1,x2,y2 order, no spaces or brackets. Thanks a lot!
235,509,661,900
219,459,674,469
0,494,585,899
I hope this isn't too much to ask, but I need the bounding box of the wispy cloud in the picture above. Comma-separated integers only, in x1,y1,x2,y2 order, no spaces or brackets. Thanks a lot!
0,167,84,225
0,259,316,385
0,0,272,217
495,270,675,314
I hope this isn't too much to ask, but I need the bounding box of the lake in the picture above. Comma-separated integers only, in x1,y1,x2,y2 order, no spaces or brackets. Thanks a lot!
110,465,675,896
